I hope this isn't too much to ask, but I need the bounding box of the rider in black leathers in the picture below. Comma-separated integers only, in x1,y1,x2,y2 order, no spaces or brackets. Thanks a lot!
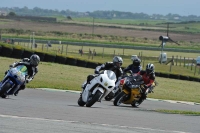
123,57,142,74
82,56,123,89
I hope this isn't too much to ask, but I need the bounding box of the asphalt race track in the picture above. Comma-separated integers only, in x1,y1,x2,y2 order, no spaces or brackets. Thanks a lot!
0,88,200,133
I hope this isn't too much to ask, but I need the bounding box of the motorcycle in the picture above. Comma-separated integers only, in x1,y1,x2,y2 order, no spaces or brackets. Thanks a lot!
104,70,133,101
113,73,156,107
0,65,28,98
78,70,117,107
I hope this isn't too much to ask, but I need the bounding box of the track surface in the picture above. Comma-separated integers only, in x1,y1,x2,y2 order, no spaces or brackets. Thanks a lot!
0,89,200,133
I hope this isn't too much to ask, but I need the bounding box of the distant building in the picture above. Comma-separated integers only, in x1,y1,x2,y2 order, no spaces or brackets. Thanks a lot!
0,11,7,16
174,17,180,20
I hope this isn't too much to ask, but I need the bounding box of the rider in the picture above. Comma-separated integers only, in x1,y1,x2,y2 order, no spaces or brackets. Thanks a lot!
123,56,142,74
7,54,40,96
82,56,123,90
137,63,155,103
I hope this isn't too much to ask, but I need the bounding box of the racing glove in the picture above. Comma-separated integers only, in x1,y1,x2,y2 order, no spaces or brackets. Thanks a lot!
94,70,99,74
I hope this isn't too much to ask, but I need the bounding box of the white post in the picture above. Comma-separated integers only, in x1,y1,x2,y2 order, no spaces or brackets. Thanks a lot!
32,32,35,48
29,35,31,48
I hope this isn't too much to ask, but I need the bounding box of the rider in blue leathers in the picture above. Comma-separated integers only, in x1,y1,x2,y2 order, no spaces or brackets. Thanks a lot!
123,57,142,74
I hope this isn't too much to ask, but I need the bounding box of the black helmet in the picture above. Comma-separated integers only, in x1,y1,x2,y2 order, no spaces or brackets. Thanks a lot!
146,63,154,75
113,56,123,68
132,57,141,67
30,54,40,66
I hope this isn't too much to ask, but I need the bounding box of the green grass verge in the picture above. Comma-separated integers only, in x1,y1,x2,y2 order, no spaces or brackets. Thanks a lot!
155,109,200,115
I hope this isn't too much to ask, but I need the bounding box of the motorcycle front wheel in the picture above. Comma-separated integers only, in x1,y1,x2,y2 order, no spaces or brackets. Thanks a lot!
77,97,86,106
0,82,11,97
113,91,126,106
131,99,144,107
86,90,102,107
104,91,115,101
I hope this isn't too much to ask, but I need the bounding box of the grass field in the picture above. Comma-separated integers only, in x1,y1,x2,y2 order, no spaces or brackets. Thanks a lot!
0,56,200,103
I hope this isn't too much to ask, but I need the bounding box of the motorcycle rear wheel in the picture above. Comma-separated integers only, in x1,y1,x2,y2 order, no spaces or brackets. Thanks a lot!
113,91,126,106
86,90,102,107
0,82,11,97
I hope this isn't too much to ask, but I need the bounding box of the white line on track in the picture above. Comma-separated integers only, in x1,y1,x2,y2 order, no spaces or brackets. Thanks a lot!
0,114,190,133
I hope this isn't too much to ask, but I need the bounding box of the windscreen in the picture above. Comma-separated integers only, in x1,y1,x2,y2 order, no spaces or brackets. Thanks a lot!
105,70,117,82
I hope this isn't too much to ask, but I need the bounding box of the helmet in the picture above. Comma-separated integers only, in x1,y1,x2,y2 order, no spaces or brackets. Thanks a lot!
30,54,40,66
146,63,154,75
113,56,123,68
132,57,141,67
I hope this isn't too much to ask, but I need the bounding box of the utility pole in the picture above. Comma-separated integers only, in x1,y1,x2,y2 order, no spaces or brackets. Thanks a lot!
92,17,94,38
0,29,2,41
32,32,35,48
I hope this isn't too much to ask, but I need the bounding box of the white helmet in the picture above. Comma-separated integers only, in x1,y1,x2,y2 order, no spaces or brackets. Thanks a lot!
146,63,154,75
113,56,123,68
30,54,40,66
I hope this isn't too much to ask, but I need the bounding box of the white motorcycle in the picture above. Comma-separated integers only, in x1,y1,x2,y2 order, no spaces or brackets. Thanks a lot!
78,70,117,107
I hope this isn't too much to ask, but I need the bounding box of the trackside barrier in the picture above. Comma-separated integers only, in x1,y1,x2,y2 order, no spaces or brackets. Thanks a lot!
0,45,199,82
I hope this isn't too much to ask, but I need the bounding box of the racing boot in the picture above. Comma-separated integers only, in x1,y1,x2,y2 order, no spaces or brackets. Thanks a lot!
14,84,25,96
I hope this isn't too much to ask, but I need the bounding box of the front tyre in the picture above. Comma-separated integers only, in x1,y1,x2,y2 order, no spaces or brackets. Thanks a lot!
86,90,102,107
1,94,7,98
113,91,126,106
77,97,86,106
131,99,144,107
0,82,11,97
104,91,115,101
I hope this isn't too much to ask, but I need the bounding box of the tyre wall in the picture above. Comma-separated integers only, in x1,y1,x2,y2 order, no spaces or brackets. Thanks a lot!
77,59,88,67
86,62,99,69
55,55,67,64
21,50,34,59
34,51,45,61
66,57,77,66
43,54,56,62
10,48,24,59
0,46,13,57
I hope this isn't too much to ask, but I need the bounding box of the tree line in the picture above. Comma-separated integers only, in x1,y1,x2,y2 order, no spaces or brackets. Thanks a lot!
1,6,200,21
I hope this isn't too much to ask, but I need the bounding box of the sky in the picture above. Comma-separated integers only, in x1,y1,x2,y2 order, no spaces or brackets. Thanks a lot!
1,0,200,16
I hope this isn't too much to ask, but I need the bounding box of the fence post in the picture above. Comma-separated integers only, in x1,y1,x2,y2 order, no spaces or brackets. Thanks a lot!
187,57,189,69
194,65,197,76
113,50,115,57
142,58,145,68
176,55,178,66
66,44,68,55
191,59,194,71
184,57,185,67
102,47,104,58
170,56,174,72
179,56,181,66
123,48,124,58
199,67,200,75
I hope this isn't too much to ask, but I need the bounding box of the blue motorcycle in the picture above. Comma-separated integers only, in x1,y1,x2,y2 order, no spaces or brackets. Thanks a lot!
0,65,28,98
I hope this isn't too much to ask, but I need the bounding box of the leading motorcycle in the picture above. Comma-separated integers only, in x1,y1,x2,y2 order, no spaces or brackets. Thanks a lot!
0,65,28,98
78,70,116,107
